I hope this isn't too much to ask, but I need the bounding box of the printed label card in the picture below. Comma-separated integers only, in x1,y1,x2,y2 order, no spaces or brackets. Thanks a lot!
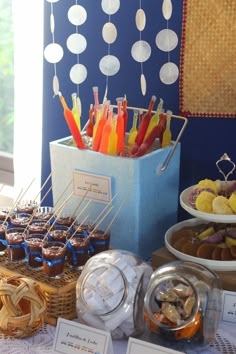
126,337,184,354
53,318,114,354
222,290,236,323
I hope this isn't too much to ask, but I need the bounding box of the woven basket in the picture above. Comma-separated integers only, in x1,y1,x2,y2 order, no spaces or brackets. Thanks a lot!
0,276,47,338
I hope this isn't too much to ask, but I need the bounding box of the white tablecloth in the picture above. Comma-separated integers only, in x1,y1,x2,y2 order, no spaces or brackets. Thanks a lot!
0,321,235,354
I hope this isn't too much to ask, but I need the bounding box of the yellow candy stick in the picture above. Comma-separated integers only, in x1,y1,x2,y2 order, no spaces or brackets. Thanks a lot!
108,116,118,155
128,110,138,147
144,98,163,141
162,110,172,147
71,93,81,131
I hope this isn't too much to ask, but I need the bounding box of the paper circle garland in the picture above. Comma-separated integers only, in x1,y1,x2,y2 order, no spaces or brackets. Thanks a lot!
102,22,117,44
46,0,61,2
156,29,178,52
101,0,120,15
159,62,179,85
131,40,151,63
44,43,64,64
70,63,87,84
99,55,120,76
67,33,87,54
68,5,87,26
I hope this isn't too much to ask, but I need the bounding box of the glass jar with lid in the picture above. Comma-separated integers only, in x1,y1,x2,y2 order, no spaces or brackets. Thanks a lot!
76,249,153,339
144,260,222,352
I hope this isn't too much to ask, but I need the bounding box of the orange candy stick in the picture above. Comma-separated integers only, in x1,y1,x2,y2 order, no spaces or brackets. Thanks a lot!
71,92,81,132
144,98,163,141
59,93,86,149
99,108,113,154
116,97,125,153
108,116,118,155
130,95,156,155
123,95,128,136
92,101,109,152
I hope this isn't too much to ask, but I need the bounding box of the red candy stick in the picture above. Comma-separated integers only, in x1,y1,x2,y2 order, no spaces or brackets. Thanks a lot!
86,104,94,137
123,95,128,136
92,101,109,152
116,97,125,153
130,95,156,155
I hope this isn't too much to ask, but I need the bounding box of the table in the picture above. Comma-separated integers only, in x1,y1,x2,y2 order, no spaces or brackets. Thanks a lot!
0,321,235,354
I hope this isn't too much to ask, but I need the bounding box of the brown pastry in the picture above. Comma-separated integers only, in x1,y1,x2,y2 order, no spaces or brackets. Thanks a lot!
196,243,216,260
211,247,223,260
221,247,235,261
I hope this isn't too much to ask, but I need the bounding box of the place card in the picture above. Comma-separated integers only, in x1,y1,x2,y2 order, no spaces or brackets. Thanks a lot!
53,318,114,354
221,290,236,323
73,170,112,203
126,337,184,354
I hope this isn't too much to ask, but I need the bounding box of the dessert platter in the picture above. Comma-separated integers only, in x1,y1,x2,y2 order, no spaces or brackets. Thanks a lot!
166,153,236,271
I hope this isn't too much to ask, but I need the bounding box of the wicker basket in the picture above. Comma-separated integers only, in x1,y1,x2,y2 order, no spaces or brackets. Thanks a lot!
0,254,80,326
0,275,47,338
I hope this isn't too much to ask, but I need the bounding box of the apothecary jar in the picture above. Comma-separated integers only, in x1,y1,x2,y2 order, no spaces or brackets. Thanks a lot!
144,260,222,351
76,249,153,339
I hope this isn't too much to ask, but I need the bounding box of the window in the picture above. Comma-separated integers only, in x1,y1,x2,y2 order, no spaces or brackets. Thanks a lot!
0,1,43,200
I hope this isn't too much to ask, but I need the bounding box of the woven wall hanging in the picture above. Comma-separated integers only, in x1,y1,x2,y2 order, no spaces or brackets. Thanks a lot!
179,0,236,118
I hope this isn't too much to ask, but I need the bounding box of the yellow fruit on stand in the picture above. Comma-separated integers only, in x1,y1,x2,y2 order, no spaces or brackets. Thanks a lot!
195,191,215,213
229,192,236,213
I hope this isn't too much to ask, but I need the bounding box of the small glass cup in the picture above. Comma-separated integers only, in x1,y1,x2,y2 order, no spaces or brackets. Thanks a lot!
16,200,38,214
33,206,54,222
5,227,27,262
55,213,75,228
89,230,111,255
0,207,11,222
67,233,90,270
28,220,49,235
47,225,70,244
10,212,32,228
42,241,66,278
24,233,44,270
0,221,8,255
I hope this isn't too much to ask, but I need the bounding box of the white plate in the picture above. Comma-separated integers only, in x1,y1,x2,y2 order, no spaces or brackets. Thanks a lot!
165,218,236,271
180,185,236,223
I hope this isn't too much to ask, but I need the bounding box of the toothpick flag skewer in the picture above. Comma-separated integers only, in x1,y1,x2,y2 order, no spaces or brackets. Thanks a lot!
104,198,127,235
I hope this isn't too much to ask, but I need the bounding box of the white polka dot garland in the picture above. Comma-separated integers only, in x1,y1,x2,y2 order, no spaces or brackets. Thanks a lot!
44,0,63,96
131,1,150,96
157,0,179,85
100,0,120,100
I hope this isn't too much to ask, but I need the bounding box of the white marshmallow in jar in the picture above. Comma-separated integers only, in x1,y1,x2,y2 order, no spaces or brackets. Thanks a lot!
144,261,222,352
76,249,153,339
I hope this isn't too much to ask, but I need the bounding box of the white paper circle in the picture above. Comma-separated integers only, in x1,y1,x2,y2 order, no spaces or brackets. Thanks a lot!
46,0,61,2
67,33,87,54
99,55,120,76
70,64,87,84
102,22,117,44
159,62,179,85
136,9,146,31
156,29,178,52
101,0,120,15
50,14,55,34
162,0,172,20
44,43,64,64
140,73,147,96
131,40,151,63
68,5,87,26
53,75,60,95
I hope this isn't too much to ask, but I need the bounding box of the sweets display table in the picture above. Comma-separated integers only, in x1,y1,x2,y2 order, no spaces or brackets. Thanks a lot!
0,321,235,354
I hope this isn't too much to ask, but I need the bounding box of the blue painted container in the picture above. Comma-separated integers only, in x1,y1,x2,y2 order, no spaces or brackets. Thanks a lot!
50,136,180,260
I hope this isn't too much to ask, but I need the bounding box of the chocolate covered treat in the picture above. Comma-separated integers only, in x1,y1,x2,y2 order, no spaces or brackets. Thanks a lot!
5,227,26,262
89,230,110,255
0,221,8,255
67,233,90,269
42,241,66,278
25,233,44,269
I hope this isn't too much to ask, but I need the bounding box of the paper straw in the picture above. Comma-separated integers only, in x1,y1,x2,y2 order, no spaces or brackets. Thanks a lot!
70,199,92,230
103,198,127,235
70,183,92,219
46,190,74,228
32,171,53,203
17,177,36,204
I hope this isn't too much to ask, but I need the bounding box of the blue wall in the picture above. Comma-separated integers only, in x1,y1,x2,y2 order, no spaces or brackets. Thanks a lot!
42,0,236,221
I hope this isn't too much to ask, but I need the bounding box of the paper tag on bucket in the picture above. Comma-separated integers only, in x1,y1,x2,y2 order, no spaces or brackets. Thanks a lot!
73,170,112,203
126,337,184,354
53,318,114,354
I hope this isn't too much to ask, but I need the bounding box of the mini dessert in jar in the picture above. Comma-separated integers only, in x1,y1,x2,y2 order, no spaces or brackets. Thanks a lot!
16,200,38,214
5,227,27,262
55,214,75,228
28,220,49,235
67,233,90,269
42,241,66,278
24,233,44,270
89,230,110,255
10,213,32,228
33,206,54,222
0,207,11,222
47,225,70,244
0,221,8,255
